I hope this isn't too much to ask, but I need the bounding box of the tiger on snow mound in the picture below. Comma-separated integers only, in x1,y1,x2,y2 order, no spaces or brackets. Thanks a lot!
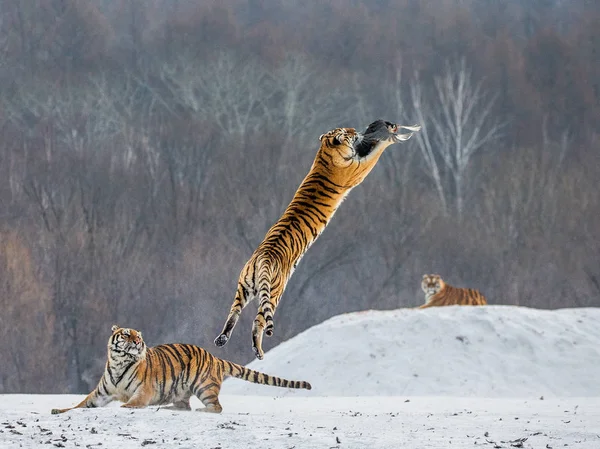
215,120,421,359
420,274,488,308
51,325,311,414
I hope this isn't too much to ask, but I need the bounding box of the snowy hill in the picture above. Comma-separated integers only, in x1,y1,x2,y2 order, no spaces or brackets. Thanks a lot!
221,305,600,398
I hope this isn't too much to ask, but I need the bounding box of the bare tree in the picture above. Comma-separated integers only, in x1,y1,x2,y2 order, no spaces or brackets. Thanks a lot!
411,59,504,220
158,51,273,138
6,77,121,159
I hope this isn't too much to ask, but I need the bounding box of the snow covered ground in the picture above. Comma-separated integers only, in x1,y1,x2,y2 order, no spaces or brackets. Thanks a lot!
1,394,599,448
2,306,600,449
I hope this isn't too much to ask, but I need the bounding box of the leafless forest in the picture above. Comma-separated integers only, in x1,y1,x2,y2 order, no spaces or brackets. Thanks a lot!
0,0,599,393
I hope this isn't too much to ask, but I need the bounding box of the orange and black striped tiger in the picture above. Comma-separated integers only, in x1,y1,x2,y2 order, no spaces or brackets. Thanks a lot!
420,274,488,308
215,120,421,359
51,325,311,414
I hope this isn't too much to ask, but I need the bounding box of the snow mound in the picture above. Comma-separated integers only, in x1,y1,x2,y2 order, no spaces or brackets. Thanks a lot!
221,305,600,398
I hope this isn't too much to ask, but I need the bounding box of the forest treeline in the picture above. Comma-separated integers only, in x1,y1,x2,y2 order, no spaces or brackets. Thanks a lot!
0,0,599,393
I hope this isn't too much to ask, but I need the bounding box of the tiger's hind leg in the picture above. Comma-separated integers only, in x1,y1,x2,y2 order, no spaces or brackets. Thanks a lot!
252,264,279,359
260,289,283,339
215,283,253,347
251,302,275,360
261,276,284,339
251,319,266,360
252,288,283,360
195,384,223,414
262,299,277,338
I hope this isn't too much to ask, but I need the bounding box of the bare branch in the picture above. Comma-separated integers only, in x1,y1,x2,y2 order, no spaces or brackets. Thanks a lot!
410,59,505,220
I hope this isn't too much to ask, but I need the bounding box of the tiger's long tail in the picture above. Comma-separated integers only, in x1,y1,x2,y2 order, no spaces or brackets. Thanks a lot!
224,361,312,390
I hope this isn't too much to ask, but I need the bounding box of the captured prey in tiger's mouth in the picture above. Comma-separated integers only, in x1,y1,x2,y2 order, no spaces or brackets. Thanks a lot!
214,120,421,360
353,121,422,157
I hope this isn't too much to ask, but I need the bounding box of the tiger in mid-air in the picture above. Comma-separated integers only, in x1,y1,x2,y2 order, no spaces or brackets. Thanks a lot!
215,120,421,359
51,325,311,415
419,274,488,308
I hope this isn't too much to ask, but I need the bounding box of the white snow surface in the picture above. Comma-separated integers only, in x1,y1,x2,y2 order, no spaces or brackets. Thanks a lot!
2,306,600,449
1,394,599,449
222,305,600,398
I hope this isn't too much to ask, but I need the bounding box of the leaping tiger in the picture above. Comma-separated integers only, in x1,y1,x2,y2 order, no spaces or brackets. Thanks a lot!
215,120,421,359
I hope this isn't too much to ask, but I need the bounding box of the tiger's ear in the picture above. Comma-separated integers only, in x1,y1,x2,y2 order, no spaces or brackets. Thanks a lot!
111,324,120,333
423,274,428,278
319,133,326,141
334,133,345,144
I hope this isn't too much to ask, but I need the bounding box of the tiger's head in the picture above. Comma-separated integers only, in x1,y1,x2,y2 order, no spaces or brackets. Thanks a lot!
318,120,420,169
109,325,146,359
421,274,445,300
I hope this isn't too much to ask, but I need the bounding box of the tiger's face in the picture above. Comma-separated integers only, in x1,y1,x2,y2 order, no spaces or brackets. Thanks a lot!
318,120,420,167
421,274,445,298
318,127,361,166
109,325,146,358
